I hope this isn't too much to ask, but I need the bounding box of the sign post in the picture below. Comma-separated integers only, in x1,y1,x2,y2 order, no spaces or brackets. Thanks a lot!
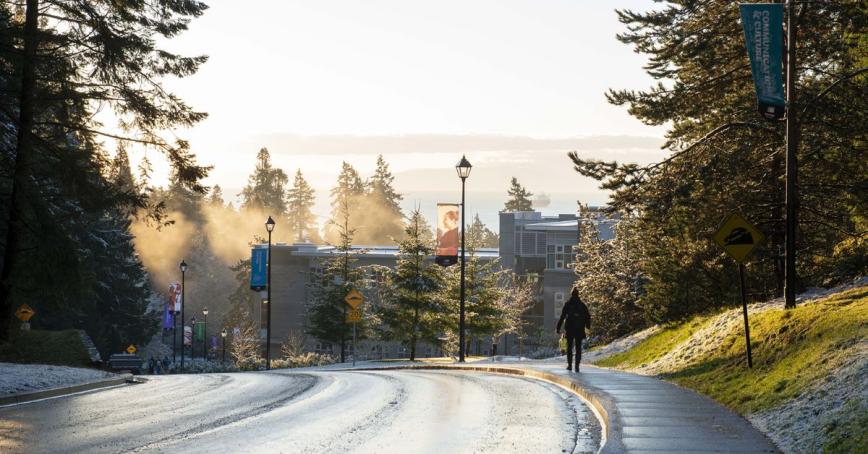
714,213,765,368
345,289,364,366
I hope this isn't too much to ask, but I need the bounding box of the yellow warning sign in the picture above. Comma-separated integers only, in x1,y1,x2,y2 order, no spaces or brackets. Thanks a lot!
347,308,362,323
713,213,765,263
126,344,137,354
15,304,35,322
345,289,364,309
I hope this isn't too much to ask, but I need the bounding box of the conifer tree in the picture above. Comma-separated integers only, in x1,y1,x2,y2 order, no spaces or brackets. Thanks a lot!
570,1,866,319
241,148,289,216
208,185,225,207
467,214,499,248
0,1,210,338
306,194,365,362
377,210,444,360
503,177,533,212
287,170,318,242
368,155,403,215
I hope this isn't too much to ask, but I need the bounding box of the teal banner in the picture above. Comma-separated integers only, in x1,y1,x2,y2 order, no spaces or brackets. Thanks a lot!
739,3,785,120
250,247,267,290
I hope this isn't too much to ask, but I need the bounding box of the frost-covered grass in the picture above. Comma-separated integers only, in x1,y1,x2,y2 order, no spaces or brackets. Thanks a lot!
0,329,92,367
593,285,868,453
0,362,115,395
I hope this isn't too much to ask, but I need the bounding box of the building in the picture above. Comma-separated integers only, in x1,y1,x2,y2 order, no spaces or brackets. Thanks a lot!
252,243,499,359
498,209,617,331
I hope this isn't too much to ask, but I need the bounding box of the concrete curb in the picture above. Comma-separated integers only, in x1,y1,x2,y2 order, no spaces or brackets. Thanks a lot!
0,373,134,406
345,364,624,454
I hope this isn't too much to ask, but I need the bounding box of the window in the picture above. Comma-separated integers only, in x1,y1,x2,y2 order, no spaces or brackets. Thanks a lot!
555,292,564,303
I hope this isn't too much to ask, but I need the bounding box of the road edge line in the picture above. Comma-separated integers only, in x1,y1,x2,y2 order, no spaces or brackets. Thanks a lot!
0,373,134,407
342,364,625,454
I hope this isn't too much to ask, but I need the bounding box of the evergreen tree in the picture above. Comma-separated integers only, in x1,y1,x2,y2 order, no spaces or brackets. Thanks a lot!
377,210,445,360
306,194,366,362
324,162,364,244
208,185,225,207
503,177,533,212
0,1,210,338
287,170,318,242
240,148,289,216
570,1,866,320
368,155,403,215
467,214,499,248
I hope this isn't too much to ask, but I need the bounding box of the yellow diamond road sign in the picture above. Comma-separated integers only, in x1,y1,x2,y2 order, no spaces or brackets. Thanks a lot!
713,213,765,263
15,304,35,322
126,344,137,354
347,308,362,323
345,289,364,309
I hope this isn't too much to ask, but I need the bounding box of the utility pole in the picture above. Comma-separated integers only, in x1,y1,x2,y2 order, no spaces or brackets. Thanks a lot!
784,0,799,309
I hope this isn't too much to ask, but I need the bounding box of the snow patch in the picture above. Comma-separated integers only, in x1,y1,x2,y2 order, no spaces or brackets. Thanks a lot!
0,362,116,395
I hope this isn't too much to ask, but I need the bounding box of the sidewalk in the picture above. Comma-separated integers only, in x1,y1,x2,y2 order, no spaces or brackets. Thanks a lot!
339,358,780,453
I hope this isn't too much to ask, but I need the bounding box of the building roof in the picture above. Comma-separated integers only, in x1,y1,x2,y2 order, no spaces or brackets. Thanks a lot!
256,243,500,259
524,220,580,231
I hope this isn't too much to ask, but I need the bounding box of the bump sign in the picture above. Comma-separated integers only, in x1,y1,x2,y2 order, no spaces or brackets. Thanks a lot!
345,289,364,309
126,344,137,354
714,213,765,263
15,304,35,322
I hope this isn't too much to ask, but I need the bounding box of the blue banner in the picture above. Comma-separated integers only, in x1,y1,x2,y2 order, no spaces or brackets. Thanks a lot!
740,3,785,120
162,303,174,329
250,247,267,290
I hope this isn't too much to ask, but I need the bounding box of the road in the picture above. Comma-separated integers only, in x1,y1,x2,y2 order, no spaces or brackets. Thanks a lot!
0,369,600,453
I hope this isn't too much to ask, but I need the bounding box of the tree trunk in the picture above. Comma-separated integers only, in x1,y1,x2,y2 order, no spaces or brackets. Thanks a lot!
0,0,40,341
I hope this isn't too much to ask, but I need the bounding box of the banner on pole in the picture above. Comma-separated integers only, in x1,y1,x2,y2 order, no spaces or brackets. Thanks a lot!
210,335,218,351
195,322,205,341
250,247,268,290
184,326,192,346
435,203,460,266
739,3,785,120
162,304,174,329
168,282,182,313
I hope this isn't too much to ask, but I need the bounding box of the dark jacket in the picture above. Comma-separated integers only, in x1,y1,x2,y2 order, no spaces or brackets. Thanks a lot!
557,296,591,339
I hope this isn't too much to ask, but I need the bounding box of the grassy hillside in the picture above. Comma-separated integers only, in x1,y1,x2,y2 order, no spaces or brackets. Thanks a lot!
0,329,93,368
594,286,867,453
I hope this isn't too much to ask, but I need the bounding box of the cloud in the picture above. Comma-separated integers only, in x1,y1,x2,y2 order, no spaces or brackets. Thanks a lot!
241,133,664,156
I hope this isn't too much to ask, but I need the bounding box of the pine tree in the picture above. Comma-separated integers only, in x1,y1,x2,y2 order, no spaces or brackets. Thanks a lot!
287,170,318,242
368,155,403,215
324,162,365,244
0,1,210,338
241,148,289,216
377,209,445,360
306,194,365,362
467,214,499,248
208,185,225,207
503,177,533,212
570,1,866,319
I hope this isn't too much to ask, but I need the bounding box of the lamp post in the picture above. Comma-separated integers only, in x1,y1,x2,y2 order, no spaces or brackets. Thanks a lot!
179,259,187,369
202,307,208,360
172,306,178,364
265,215,276,370
455,155,472,362
221,327,227,363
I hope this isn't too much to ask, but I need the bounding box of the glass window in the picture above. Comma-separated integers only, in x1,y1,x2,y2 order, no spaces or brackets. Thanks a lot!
547,245,555,253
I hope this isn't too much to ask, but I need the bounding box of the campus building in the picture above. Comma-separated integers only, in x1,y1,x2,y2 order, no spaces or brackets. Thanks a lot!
253,209,616,358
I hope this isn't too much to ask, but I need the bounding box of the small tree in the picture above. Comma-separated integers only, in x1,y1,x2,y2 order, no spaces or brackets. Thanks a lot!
230,320,262,370
378,209,445,360
497,271,537,354
280,329,307,359
503,177,533,212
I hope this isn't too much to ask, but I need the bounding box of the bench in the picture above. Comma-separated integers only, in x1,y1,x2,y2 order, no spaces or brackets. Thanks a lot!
107,353,143,374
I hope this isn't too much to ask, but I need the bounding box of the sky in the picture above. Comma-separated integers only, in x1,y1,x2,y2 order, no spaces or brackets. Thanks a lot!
132,0,667,228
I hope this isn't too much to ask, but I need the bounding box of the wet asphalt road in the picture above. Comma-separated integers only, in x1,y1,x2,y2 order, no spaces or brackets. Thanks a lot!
0,369,599,453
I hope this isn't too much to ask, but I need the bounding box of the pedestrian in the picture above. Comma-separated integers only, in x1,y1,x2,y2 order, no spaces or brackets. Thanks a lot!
148,357,156,375
162,355,170,373
556,287,591,372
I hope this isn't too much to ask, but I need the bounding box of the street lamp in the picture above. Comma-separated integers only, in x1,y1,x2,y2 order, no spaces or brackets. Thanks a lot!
179,259,188,369
456,155,472,362
265,215,275,370
202,307,208,360
221,327,227,363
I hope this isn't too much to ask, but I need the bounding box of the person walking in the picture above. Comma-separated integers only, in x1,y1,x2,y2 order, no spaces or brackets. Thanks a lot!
556,287,591,372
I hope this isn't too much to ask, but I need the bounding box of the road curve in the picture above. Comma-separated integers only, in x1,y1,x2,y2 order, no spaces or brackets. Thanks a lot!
0,369,599,454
